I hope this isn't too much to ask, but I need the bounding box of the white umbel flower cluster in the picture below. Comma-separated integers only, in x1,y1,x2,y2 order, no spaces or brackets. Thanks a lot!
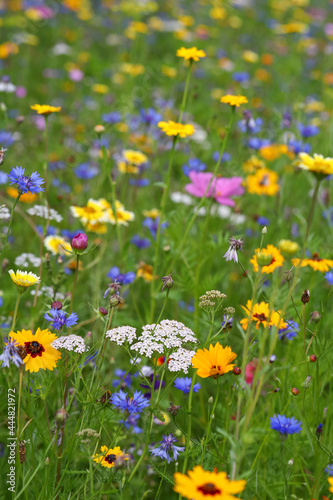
0,205,10,219
27,204,63,223
51,335,89,354
15,253,41,268
106,326,137,345
168,348,196,374
130,319,197,359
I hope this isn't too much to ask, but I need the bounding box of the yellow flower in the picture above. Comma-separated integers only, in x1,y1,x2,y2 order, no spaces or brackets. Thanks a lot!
161,65,177,78
9,269,40,288
158,121,195,138
174,465,246,500
191,343,237,379
176,47,206,62
117,150,148,174
260,144,293,161
0,42,19,59
278,239,299,257
92,83,109,94
71,198,110,226
240,300,286,331
292,253,333,272
30,104,61,115
109,201,135,226
328,477,333,493
243,50,259,63
244,168,280,196
6,187,38,203
92,445,128,468
297,153,333,177
250,245,285,274
242,156,266,173
120,63,145,76
137,262,154,281
44,235,72,255
220,95,248,107
142,208,160,219
10,328,61,373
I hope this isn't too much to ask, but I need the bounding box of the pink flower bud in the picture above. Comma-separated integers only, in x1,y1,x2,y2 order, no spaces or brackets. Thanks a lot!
71,233,88,251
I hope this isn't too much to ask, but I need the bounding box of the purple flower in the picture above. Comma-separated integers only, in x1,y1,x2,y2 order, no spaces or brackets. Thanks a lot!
130,235,151,249
121,414,142,433
270,414,302,435
112,369,133,389
43,309,78,330
174,377,201,394
221,315,233,330
110,390,150,415
107,266,135,285
139,108,162,126
182,158,206,176
0,130,15,147
223,237,244,263
143,217,168,240
325,464,333,476
74,163,99,179
0,338,23,368
9,166,44,194
278,321,298,340
325,271,333,286
102,112,121,124
298,123,319,138
185,172,244,207
71,232,88,251
150,433,185,463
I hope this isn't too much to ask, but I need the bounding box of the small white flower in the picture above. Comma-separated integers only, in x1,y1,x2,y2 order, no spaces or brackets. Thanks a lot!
51,335,89,354
27,205,63,223
15,253,41,268
106,326,137,345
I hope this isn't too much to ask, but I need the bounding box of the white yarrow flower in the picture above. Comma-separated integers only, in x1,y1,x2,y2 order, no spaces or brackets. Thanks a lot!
51,335,89,354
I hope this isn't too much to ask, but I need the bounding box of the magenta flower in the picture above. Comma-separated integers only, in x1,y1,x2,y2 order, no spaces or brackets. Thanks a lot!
185,172,244,207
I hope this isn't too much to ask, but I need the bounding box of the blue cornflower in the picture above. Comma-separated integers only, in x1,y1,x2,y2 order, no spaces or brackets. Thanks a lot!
178,299,195,313
112,369,133,389
130,235,151,249
129,178,150,187
221,315,233,330
182,158,206,176
8,166,44,194
248,137,271,150
110,390,150,415
0,130,15,147
143,217,168,240
52,178,71,193
270,414,302,435
212,151,231,163
325,464,333,476
278,321,299,340
79,350,98,368
288,140,311,154
232,71,250,83
74,163,99,179
0,338,23,368
107,266,136,285
150,433,185,463
102,111,121,124
121,414,142,434
0,171,8,184
298,123,319,138
139,108,162,126
257,216,270,226
174,377,201,394
238,117,263,134
43,309,78,330
324,271,333,286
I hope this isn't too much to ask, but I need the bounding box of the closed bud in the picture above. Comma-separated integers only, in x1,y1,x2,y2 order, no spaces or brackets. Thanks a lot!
161,273,174,292
109,294,123,307
261,226,267,235
256,251,272,266
291,387,299,396
208,396,214,404
51,301,63,310
284,268,293,282
309,311,321,323
303,375,311,388
301,289,310,304
45,457,49,466
278,239,299,257
233,366,241,375
71,232,88,251
309,354,317,362
99,306,108,316
55,408,68,424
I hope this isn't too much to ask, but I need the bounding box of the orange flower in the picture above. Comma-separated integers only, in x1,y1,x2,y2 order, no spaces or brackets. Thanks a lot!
220,95,248,107
240,300,286,331
250,245,285,274
191,343,237,379
292,253,333,273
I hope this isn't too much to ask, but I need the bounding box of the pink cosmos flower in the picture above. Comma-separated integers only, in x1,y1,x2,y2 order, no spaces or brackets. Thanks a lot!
245,359,258,386
185,171,244,207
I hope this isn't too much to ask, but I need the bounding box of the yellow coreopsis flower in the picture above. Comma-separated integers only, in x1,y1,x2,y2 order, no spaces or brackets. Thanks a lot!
240,300,286,331
244,168,280,196
10,328,61,373
174,465,246,500
176,47,206,62
92,446,128,468
191,343,237,379
220,94,248,107
292,253,333,272
30,104,61,115
158,121,195,138
9,269,40,288
137,262,154,281
250,245,285,274
297,153,333,177
328,477,333,493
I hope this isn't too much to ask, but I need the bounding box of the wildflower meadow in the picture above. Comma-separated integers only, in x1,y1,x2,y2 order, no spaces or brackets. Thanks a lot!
1,0,333,499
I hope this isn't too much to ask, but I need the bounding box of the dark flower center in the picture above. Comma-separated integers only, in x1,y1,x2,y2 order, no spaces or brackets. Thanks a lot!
104,454,117,464
25,341,45,358
259,174,270,186
197,482,222,496
253,313,267,322
311,252,322,261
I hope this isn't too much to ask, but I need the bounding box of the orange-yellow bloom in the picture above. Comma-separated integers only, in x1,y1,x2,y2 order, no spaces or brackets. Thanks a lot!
176,47,206,62
240,300,286,331
31,104,61,115
292,253,333,272
244,168,280,196
191,343,237,379
10,328,61,373
250,245,285,274
220,95,248,107
92,446,128,468
158,121,195,138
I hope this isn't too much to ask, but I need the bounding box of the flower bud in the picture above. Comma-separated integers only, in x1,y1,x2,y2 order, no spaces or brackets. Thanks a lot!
208,396,214,404
284,268,293,282
261,226,267,235
303,375,311,388
109,294,123,307
55,408,68,424
71,232,88,251
233,366,241,375
309,354,317,362
309,311,321,323
291,387,299,396
161,274,174,292
278,239,299,257
256,251,272,266
99,306,108,316
51,301,63,310
45,457,50,466
301,289,310,305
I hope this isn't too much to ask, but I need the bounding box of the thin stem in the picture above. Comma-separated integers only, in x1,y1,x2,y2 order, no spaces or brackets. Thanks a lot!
17,365,24,438
305,178,320,243
200,377,219,465
302,303,307,356
155,463,168,500
11,291,23,330
179,61,193,123
0,193,21,273
70,254,80,313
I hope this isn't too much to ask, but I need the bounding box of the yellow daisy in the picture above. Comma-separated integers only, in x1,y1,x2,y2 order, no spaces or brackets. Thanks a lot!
142,208,160,219
70,198,109,225
92,446,128,468
30,104,61,115
240,300,286,331
174,465,246,500
244,168,280,196
220,95,248,107
297,152,333,177
176,47,206,62
292,253,333,272
9,269,40,288
108,200,135,226
158,121,195,138
259,144,294,162
250,244,285,274
117,149,148,174
44,235,72,255
10,328,61,373
242,156,266,173
191,343,237,379
278,240,299,257
328,477,333,493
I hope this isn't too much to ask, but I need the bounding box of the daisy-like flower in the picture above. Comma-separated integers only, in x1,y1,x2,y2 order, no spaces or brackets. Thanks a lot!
244,168,280,196
6,187,38,203
297,152,333,177
9,269,40,288
92,446,128,468
250,244,284,274
43,309,78,330
220,94,248,107
270,414,302,435
174,465,246,500
30,104,61,115
150,433,185,463
223,237,244,263
191,343,237,379
9,328,61,373
0,338,23,367
329,477,333,493
242,155,266,173
116,149,148,174
292,253,333,273
176,47,206,62
110,390,150,415
158,121,195,138
8,166,44,195
240,300,286,331
70,198,134,231
44,235,71,255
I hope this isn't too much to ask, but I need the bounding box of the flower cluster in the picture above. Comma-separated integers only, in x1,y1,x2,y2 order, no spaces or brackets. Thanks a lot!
106,326,137,345
26,204,63,222
51,335,89,354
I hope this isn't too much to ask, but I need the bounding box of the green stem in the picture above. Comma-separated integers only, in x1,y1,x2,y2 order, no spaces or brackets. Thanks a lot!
155,463,168,499
11,291,23,330
304,178,320,243
17,365,24,438
200,378,220,465
179,61,193,123
70,254,80,313
0,193,21,273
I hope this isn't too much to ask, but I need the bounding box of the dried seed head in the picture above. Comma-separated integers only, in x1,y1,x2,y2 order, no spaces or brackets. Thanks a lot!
109,294,123,307
167,401,182,416
309,311,321,323
301,289,310,304
161,273,174,292
284,268,293,282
